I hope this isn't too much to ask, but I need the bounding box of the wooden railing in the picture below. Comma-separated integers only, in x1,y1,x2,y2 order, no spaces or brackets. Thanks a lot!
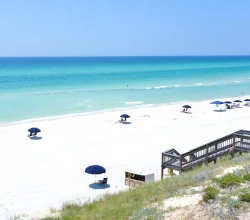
161,130,250,179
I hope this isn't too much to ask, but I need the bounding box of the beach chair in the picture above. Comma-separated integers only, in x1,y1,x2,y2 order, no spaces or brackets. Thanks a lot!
98,177,108,185
27,132,32,137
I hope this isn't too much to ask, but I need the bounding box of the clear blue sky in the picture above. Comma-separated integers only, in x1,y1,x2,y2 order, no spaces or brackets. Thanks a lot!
0,0,250,56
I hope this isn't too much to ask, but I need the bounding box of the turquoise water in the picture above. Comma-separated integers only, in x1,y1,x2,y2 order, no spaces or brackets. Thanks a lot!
1,56,250,123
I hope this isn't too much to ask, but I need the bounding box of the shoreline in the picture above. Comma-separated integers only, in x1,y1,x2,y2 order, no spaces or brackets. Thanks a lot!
2,94,250,219
2,94,250,127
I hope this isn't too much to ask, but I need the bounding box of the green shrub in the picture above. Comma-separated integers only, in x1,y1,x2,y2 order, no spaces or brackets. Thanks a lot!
227,198,240,208
240,193,250,202
219,174,245,188
202,186,219,202
212,177,220,183
243,174,250,181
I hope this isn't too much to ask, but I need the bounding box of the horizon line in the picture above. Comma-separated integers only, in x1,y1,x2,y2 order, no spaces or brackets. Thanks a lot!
0,55,250,58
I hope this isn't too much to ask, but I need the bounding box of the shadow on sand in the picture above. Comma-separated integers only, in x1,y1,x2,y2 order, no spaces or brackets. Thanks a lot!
89,183,110,189
29,136,43,140
122,121,132,125
180,111,192,114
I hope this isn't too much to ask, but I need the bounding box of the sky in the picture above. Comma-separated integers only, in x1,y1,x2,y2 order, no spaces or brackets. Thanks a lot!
0,0,250,56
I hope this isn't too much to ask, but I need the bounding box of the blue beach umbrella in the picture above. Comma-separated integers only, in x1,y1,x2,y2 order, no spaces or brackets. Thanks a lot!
244,99,250,102
210,101,225,111
120,114,130,121
28,127,41,133
210,101,224,105
85,165,106,182
120,114,130,119
234,100,242,103
224,101,232,104
182,105,191,109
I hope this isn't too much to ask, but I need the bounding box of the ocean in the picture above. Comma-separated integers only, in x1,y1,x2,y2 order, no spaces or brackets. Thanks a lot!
0,56,250,123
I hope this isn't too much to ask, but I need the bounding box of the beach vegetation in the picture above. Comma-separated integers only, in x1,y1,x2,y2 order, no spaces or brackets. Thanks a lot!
211,177,220,183
219,173,245,188
41,153,250,220
243,174,250,181
49,208,57,214
202,186,219,202
227,198,241,209
239,192,250,202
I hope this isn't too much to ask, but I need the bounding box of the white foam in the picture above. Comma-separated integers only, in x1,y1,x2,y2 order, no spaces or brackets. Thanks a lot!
125,101,143,105
234,81,240,83
153,86,167,89
140,86,167,90
174,85,180,87
196,83,202,86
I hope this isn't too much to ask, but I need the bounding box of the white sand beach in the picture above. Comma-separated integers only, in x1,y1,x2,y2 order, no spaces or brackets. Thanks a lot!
1,96,250,219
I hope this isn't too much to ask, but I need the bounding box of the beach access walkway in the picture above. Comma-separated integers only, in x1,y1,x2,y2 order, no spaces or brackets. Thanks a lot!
161,130,250,179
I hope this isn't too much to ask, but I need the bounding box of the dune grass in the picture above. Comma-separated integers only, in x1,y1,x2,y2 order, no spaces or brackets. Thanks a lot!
42,153,250,220
202,186,219,202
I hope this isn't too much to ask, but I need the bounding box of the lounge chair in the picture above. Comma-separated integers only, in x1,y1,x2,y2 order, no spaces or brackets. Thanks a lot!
98,177,108,185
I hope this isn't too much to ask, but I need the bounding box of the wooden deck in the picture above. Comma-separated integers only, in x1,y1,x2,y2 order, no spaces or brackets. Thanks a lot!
161,130,250,179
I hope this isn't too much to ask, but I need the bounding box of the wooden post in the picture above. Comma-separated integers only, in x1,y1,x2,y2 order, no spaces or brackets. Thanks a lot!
168,168,173,174
233,134,236,146
179,155,182,174
214,142,217,164
230,134,236,159
239,138,243,156
161,153,164,180
205,144,209,165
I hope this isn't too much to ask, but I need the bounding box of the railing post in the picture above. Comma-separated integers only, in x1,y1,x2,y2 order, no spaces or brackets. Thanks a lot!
230,134,236,159
240,136,243,156
179,154,182,174
205,144,209,165
214,142,217,164
161,153,164,180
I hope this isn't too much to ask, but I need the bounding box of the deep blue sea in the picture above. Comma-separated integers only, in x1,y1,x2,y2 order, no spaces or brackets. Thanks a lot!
1,56,250,123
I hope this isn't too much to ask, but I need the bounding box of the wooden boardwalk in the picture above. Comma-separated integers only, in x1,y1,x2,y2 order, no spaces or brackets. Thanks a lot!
161,130,250,179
